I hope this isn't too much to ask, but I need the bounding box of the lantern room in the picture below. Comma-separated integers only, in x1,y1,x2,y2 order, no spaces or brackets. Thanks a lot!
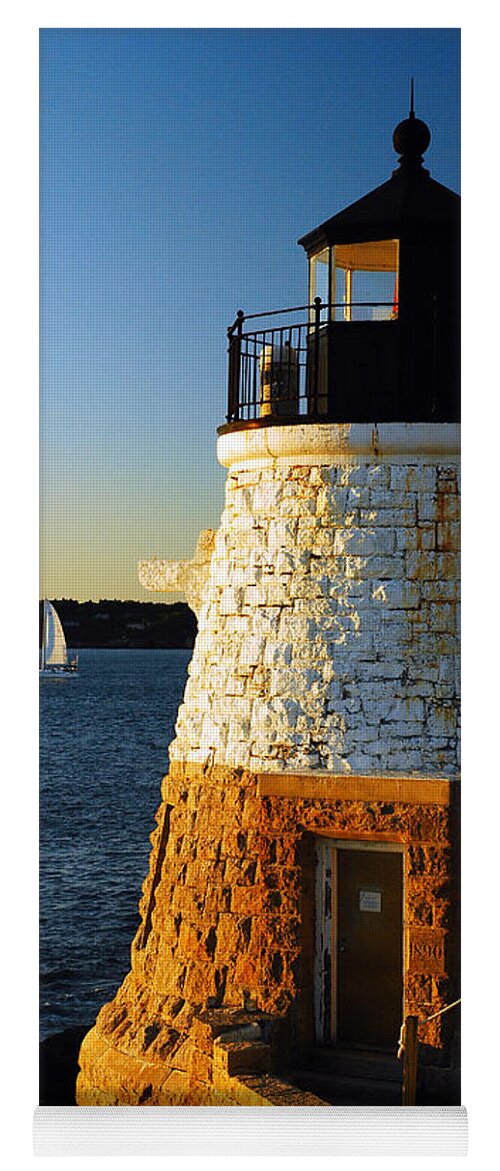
222,99,459,431
308,239,399,323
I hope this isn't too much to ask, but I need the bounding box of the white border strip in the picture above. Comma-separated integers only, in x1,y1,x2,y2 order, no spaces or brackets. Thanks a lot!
33,1105,468,1157
217,422,461,467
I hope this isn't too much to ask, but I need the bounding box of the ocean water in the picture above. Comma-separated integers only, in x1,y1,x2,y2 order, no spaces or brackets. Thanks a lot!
39,648,190,1041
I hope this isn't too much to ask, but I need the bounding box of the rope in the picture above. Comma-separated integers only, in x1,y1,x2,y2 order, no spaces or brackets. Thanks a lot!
421,997,461,1024
397,999,461,1058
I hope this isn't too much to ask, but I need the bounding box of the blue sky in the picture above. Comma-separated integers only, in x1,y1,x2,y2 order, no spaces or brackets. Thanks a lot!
40,27,460,601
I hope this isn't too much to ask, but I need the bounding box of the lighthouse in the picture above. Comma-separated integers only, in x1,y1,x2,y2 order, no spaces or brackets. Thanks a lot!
77,102,460,1107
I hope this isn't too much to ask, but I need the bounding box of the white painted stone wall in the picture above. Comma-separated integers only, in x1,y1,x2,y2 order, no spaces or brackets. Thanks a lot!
164,424,460,778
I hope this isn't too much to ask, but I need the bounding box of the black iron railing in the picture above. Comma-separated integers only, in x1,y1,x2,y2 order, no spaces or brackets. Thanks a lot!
224,298,397,428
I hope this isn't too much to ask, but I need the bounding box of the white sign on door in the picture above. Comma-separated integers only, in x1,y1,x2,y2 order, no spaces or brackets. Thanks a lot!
359,889,382,913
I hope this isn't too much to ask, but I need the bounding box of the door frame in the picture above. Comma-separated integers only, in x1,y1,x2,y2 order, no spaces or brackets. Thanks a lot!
314,837,405,1046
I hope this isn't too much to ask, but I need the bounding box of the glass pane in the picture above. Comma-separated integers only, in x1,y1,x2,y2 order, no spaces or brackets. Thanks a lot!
333,240,399,321
309,248,330,310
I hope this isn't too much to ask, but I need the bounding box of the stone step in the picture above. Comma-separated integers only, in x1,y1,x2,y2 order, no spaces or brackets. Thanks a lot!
285,1068,402,1107
295,1046,403,1084
213,1039,272,1078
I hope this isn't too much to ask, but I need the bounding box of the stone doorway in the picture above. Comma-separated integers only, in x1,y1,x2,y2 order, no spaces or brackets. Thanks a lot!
314,839,404,1050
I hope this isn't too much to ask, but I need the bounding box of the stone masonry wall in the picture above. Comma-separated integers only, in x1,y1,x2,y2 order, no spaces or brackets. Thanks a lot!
77,425,460,1106
170,454,460,777
77,761,458,1105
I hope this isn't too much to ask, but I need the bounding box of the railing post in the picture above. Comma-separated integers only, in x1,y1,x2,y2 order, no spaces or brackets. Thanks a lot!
402,1015,419,1105
311,296,322,417
227,309,244,422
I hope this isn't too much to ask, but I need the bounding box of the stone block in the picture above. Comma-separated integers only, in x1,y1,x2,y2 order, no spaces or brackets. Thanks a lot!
438,657,459,684
390,465,437,493
189,1047,213,1085
275,550,296,574
323,486,360,514
157,1069,192,1103
406,552,437,580
199,716,226,753
423,580,459,602
384,750,424,771
334,528,395,556
336,464,366,488
427,704,458,738
359,680,399,703
338,463,390,489
252,484,283,513
289,575,324,600
437,467,459,491
308,529,338,556
309,464,332,485
264,578,293,606
223,615,251,635
263,641,293,667
357,659,403,680
437,522,460,552
371,580,420,609
244,583,267,607
365,504,417,527
231,886,265,915
395,525,435,551
230,564,261,588
227,486,253,513
367,487,404,509
280,495,317,518
269,667,296,697
342,554,366,577
435,683,456,700
360,699,397,723
295,521,323,551
251,609,281,637
234,469,261,487
417,524,437,551
236,528,268,554
365,554,405,579
436,554,460,580
219,587,243,615
230,513,260,533
386,697,425,723
436,493,460,520
417,494,437,523
268,519,298,552
213,1040,272,1077
239,637,265,668
427,603,458,634
225,676,246,697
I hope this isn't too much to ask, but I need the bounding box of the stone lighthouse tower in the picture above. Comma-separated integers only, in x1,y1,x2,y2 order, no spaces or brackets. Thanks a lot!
77,103,460,1107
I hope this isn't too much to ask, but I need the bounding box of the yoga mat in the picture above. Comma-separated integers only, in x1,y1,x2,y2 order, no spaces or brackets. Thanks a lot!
39,26,464,1155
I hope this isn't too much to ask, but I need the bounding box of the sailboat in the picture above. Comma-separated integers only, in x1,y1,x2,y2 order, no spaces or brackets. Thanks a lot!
39,601,78,677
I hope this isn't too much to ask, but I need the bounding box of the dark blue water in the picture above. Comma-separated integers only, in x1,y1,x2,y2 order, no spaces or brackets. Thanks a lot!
39,648,190,1040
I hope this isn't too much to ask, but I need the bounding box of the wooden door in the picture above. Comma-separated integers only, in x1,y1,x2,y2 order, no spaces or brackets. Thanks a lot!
336,849,403,1048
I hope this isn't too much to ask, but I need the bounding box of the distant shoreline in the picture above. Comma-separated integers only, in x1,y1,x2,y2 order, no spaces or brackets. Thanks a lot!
39,645,195,651
39,599,197,650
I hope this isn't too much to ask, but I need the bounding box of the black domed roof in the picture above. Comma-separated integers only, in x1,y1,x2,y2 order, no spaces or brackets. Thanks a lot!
298,92,459,255
392,82,431,171
393,112,431,169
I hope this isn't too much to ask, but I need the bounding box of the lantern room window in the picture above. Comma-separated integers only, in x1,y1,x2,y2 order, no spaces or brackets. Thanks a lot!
309,246,330,307
309,239,399,322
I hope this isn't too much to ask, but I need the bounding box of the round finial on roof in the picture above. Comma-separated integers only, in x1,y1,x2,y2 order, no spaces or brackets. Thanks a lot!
393,79,431,171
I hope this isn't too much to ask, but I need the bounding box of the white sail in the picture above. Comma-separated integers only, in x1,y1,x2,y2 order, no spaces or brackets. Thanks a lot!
43,601,68,667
